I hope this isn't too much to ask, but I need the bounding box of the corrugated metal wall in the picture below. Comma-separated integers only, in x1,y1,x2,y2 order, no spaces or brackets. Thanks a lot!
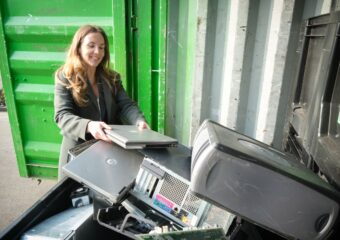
166,0,333,148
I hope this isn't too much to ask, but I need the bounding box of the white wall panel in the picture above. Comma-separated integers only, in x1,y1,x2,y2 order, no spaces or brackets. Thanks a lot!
256,0,293,143
220,0,250,129
187,0,332,148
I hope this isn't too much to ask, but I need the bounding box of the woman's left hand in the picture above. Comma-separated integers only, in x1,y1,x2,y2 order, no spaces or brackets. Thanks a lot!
136,121,149,130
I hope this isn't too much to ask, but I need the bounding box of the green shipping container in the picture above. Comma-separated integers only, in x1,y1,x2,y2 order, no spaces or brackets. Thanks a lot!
0,0,167,178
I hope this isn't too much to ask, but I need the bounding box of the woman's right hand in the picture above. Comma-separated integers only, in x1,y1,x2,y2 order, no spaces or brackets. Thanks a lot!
86,121,112,142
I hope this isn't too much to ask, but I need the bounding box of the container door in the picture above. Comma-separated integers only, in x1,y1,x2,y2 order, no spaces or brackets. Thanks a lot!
0,0,166,178
125,0,167,132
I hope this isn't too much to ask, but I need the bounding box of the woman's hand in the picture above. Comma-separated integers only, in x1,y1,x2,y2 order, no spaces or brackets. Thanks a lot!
86,121,112,142
136,120,149,130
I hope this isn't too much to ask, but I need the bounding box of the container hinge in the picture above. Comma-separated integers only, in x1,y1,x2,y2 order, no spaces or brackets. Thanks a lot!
131,15,138,31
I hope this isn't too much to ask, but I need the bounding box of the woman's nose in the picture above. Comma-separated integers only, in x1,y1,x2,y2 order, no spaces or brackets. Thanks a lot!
94,46,100,53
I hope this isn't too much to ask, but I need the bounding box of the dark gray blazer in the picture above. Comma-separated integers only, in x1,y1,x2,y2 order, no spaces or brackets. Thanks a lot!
54,72,146,179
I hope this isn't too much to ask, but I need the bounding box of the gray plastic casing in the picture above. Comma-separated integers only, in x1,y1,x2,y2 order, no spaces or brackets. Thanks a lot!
190,120,339,240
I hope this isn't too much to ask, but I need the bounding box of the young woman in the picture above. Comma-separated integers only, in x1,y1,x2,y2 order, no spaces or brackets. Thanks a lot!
54,25,148,180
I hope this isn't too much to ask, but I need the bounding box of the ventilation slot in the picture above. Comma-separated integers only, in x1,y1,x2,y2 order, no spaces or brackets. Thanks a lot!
182,192,202,215
159,173,188,206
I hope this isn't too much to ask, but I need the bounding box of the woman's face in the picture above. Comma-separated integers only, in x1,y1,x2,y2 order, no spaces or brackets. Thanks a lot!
79,32,105,69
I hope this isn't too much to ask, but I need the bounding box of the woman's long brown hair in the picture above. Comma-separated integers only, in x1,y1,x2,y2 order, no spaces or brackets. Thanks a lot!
55,25,118,106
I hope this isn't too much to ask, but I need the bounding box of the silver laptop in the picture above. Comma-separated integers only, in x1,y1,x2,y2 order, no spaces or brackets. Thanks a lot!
63,140,144,203
104,125,178,149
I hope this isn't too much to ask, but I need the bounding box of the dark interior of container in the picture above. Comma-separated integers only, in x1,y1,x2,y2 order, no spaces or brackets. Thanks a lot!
0,178,131,240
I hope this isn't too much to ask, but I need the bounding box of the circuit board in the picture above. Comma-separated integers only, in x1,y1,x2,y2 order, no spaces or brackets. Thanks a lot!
137,227,226,240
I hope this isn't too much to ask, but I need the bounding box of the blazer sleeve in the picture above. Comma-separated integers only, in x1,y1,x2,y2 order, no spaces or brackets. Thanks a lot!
54,74,91,141
115,79,147,125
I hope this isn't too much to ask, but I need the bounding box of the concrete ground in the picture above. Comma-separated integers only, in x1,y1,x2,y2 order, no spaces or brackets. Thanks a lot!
0,111,57,232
